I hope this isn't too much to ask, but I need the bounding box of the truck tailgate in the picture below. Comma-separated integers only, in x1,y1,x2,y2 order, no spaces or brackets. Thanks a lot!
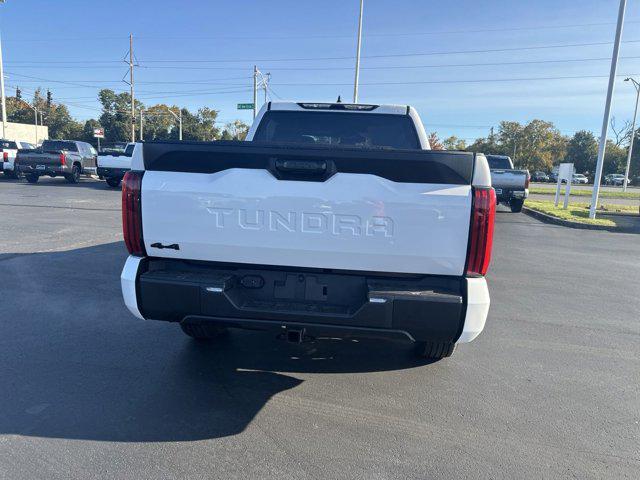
18,152,61,167
138,142,475,276
490,169,527,189
98,155,131,169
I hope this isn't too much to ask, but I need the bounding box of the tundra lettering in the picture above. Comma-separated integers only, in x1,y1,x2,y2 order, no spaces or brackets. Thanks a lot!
205,205,394,238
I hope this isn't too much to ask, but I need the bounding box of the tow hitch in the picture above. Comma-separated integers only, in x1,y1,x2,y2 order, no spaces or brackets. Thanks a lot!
280,327,312,344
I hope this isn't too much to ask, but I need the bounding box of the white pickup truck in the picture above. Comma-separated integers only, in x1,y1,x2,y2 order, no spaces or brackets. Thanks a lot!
120,102,495,360
97,142,135,187
1,139,36,178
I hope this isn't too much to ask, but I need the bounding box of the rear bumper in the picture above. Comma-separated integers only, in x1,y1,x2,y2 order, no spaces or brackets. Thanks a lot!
97,166,129,178
18,164,67,176
121,256,490,345
494,187,528,202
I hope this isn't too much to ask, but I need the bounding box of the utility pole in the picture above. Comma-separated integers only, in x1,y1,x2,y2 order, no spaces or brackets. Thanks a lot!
129,34,135,142
590,0,627,219
623,77,639,191
353,0,364,103
0,29,7,139
253,65,258,119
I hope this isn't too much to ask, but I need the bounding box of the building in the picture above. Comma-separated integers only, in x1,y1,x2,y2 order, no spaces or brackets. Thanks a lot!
1,121,48,145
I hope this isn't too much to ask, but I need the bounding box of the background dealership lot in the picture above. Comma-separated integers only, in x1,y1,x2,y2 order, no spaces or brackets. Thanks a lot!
0,176,638,479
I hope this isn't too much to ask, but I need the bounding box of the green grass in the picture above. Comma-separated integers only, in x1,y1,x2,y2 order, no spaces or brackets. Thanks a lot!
529,186,640,199
524,200,628,226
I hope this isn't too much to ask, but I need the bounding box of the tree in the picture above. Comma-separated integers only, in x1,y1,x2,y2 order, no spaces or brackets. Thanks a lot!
98,89,143,143
443,135,467,150
427,132,443,150
565,130,598,174
603,140,627,175
221,120,249,140
609,117,632,147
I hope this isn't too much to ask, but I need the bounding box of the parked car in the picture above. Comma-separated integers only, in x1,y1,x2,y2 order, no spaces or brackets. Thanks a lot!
119,101,495,360
604,174,631,186
548,172,559,183
571,174,589,184
97,142,135,187
485,155,529,212
531,171,549,182
1,139,36,179
16,140,98,184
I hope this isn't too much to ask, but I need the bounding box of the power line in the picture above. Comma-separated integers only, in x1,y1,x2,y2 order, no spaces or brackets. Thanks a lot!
6,38,640,65
268,73,640,87
4,19,640,42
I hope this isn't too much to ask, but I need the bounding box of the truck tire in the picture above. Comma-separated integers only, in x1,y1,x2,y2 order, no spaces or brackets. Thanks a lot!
510,199,524,213
66,165,81,184
106,177,121,188
414,341,455,360
180,322,227,341
25,174,39,184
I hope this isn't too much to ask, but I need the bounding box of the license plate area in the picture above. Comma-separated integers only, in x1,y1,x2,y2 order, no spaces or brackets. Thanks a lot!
494,188,502,195
36,165,46,170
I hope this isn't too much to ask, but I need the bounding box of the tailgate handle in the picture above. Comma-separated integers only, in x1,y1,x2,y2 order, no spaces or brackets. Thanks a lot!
150,242,180,250
275,159,327,174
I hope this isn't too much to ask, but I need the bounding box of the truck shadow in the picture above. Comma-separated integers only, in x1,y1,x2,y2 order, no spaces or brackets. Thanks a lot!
17,176,115,190
0,242,430,443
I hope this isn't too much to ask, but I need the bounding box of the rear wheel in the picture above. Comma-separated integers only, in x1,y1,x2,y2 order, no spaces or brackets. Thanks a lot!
65,165,81,183
180,322,228,341
510,199,524,213
106,177,121,188
25,174,38,183
414,341,455,360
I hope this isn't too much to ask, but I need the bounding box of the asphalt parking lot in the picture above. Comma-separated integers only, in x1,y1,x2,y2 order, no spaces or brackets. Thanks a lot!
0,176,638,480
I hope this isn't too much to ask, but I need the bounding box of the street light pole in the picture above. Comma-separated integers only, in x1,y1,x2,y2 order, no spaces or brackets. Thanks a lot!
164,106,182,141
589,0,627,219
623,77,639,191
353,0,364,103
252,65,258,119
139,109,144,141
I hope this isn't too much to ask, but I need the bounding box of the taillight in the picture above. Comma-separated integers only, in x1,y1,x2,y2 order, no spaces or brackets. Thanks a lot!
122,171,146,256
2,151,7,162
59,153,66,165
525,172,530,189
466,187,496,277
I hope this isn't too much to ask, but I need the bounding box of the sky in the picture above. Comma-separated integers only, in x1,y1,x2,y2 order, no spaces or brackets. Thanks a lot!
1,0,640,142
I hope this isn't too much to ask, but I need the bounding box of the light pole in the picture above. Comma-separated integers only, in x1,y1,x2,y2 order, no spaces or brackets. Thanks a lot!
21,100,38,144
589,0,627,219
623,77,639,191
0,1,8,139
165,106,182,141
139,108,144,141
353,0,364,103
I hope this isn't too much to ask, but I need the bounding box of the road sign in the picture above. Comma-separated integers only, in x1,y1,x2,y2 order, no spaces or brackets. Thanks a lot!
237,103,254,110
93,128,105,138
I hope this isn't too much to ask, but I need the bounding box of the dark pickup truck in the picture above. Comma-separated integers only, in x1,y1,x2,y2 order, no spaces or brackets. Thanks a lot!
17,140,98,184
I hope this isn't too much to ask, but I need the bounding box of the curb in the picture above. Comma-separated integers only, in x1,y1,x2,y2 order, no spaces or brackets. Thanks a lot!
522,207,639,234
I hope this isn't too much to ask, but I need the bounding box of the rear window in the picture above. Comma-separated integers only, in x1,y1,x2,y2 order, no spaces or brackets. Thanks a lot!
0,140,18,149
124,144,135,156
253,111,420,149
487,156,512,170
42,141,78,152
